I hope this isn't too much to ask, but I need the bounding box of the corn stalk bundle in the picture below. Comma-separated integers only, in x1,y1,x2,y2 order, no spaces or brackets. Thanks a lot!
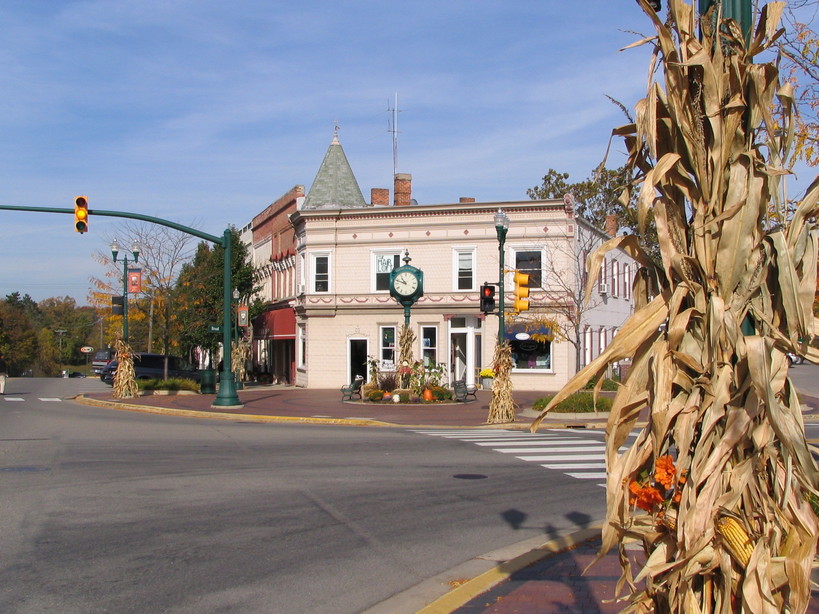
533,1,819,611
487,341,516,424
231,338,251,384
112,338,138,399
397,325,415,389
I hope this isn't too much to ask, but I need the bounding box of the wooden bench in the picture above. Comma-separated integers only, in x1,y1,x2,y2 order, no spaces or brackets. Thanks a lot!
340,376,364,401
453,380,478,402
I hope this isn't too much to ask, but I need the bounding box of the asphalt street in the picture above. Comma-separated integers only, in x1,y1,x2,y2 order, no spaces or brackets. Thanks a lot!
0,379,606,614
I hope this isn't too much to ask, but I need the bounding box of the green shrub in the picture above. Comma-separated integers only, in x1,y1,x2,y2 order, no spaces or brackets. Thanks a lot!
137,378,200,392
431,386,452,401
532,392,613,413
583,376,620,391
367,389,385,402
392,389,411,402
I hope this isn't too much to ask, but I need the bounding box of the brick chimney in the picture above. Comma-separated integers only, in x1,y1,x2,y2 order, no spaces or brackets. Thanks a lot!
605,214,618,237
371,188,389,206
394,173,412,207
459,197,476,203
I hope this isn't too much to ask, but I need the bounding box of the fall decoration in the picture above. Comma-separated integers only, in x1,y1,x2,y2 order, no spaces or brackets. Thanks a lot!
486,341,516,424
532,1,819,612
112,338,138,399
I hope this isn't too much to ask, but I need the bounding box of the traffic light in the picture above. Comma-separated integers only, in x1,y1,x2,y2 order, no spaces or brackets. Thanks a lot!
74,195,89,233
480,283,496,314
512,271,530,313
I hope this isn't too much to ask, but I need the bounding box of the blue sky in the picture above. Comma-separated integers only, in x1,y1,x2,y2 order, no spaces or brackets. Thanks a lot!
0,1,812,304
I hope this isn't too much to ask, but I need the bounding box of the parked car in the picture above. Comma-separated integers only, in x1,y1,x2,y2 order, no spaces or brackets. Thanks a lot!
91,347,116,375
101,353,201,385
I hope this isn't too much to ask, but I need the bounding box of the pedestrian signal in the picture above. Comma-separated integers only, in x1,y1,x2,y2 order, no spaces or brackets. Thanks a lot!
480,283,496,314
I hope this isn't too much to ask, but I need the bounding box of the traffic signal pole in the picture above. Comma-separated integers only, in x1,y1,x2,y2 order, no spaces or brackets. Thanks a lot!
0,203,242,408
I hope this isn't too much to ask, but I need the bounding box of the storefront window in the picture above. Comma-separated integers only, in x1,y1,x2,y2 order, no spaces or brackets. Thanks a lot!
510,337,551,370
380,326,396,369
421,326,437,366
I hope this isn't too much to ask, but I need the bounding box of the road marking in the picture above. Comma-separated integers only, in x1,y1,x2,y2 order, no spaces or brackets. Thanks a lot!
39,398,62,402
3,397,24,402
413,428,628,486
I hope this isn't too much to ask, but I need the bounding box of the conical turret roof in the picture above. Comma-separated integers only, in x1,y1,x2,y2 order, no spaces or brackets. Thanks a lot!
302,133,368,210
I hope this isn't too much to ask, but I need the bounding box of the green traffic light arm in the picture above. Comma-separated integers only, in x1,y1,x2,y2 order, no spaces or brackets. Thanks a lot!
0,204,222,244
0,203,240,407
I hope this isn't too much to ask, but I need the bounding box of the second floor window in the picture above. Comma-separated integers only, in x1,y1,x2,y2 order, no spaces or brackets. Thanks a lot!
312,254,329,293
514,250,542,288
374,252,401,291
455,249,475,290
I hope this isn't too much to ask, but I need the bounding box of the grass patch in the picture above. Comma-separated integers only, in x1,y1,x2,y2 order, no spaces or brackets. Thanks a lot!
137,378,200,392
533,392,613,413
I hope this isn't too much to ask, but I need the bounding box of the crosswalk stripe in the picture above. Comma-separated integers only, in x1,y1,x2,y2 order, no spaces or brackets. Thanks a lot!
414,428,621,485
3,397,24,402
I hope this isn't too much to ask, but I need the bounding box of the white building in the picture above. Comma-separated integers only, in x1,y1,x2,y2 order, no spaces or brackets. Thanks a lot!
276,135,636,391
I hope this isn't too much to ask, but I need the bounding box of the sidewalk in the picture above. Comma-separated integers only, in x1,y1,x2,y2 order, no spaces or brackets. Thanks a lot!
76,385,819,613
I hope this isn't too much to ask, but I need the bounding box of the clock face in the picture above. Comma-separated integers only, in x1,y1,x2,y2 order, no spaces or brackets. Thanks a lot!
393,270,419,296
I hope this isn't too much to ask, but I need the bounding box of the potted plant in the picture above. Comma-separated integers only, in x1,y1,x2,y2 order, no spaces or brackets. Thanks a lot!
479,368,495,389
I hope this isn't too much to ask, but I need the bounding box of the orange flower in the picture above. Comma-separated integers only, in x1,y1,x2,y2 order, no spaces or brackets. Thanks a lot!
629,480,665,512
654,455,676,490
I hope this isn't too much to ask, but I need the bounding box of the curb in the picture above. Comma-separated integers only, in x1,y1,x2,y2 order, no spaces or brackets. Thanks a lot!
74,395,396,428
361,526,603,614
73,395,615,430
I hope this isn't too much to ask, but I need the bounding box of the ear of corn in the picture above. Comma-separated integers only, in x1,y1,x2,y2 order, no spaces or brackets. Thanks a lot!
715,516,754,569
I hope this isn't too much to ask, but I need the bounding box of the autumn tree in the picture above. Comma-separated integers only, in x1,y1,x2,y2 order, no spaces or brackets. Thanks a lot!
89,223,195,354
528,166,661,264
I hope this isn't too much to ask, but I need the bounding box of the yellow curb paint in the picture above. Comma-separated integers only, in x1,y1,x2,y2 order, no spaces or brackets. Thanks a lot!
417,527,602,614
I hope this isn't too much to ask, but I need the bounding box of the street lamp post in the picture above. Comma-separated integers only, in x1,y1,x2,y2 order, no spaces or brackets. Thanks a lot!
111,239,140,343
494,209,510,344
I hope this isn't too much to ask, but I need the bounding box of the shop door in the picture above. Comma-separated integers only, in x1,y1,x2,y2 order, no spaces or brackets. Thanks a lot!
450,332,468,383
349,339,368,383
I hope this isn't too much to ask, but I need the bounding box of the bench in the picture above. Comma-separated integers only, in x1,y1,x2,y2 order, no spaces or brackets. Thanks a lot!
341,376,364,401
453,380,478,402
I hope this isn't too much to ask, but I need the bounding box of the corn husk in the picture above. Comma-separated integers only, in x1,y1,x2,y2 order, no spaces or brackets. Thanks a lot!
532,1,819,611
487,341,517,423
112,338,139,399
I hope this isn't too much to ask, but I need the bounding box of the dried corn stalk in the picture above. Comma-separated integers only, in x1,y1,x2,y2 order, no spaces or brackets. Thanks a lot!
532,1,819,612
231,338,251,384
397,325,415,389
487,341,516,424
112,338,138,399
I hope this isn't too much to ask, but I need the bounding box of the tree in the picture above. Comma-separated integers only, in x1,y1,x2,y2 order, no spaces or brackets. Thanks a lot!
534,1,818,611
528,166,662,264
173,228,259,365
529,223,608,373
778,0,819,166
89,223,195,354
0,295,38,375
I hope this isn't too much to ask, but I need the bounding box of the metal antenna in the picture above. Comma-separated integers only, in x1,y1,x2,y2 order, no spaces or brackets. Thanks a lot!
387,93,401,176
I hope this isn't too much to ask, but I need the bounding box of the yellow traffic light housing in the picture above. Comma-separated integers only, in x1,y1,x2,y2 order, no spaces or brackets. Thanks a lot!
512,270,530,312
74,196,89,233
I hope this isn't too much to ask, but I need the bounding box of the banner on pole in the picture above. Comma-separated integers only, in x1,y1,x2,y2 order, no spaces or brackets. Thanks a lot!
127,268,142,293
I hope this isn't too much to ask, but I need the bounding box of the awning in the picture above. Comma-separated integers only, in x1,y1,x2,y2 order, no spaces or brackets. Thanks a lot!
254,306,296,340
505,322,554,343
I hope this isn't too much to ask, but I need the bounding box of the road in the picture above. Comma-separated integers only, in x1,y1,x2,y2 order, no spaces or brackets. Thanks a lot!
0,378,606,614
